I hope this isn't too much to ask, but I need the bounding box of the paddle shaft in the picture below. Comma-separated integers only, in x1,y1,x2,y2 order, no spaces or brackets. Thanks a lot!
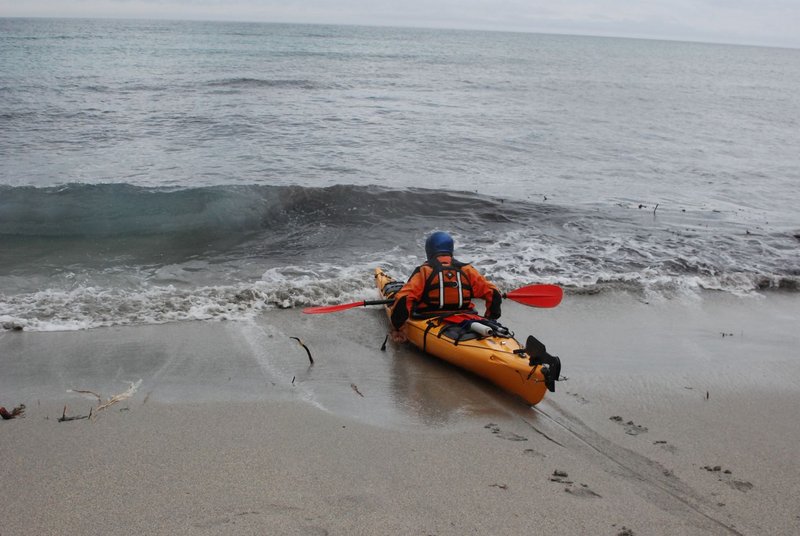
363,299,394,307
303,284,562,314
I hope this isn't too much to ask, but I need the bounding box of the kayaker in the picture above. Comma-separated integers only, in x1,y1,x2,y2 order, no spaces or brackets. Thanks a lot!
389,231,502,343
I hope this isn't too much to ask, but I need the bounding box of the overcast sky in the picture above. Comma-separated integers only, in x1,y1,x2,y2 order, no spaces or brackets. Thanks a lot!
2,0,798,48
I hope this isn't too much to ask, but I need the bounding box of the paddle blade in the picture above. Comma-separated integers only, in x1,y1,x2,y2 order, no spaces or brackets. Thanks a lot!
302,301,366,314
506,284,563,308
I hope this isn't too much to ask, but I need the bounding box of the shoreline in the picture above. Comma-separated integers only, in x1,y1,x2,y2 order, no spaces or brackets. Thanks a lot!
1,292,798,534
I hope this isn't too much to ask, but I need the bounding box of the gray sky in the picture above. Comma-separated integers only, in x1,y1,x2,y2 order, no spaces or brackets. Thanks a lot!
2,0,798,48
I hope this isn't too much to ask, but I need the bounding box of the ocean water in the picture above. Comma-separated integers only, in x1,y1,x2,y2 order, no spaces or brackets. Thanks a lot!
1,18,799,331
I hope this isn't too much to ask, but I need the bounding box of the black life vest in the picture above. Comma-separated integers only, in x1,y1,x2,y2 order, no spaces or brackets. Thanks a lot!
418,257,473,312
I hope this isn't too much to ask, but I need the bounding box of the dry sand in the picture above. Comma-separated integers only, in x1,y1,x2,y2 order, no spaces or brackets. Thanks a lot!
1,292,799,535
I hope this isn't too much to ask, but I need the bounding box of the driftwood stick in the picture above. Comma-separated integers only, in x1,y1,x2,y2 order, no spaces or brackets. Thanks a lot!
92,380,142,418
57,404,89,422
290,337,314,365
68,389,103,402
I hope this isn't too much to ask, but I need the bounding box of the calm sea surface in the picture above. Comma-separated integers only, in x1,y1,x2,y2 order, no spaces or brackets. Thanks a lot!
1,18,798,330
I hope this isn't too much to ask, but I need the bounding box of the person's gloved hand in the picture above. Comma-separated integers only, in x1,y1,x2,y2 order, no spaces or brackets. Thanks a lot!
390,325,408,343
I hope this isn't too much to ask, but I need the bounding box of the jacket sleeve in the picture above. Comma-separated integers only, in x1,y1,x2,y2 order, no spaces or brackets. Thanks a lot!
465,266,502,319
390,296,409,329
389,269,426,329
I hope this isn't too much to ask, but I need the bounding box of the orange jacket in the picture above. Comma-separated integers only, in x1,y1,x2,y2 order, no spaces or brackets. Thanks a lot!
390,255,501,329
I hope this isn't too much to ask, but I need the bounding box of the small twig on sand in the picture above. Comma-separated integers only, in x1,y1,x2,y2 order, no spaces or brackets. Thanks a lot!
67,389,102,402
290,337,314,365
93,380,141,417
653,203,659,215
0,404,26,420
57,404,89,422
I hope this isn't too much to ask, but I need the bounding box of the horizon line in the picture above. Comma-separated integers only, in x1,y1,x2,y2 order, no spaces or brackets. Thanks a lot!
2,14,798,51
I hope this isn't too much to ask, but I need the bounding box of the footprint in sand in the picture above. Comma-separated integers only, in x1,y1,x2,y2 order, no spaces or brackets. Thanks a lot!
567,391,590,405
728,480,754,492
565,485,602,498
484,423,528,442
550,469,572,484
549,470,602,498
653,440,678,453
610,415,648,436
702,465,754,492
523,448,545,459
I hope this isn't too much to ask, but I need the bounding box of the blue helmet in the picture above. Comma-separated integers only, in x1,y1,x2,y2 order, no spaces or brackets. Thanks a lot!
425,231,454,260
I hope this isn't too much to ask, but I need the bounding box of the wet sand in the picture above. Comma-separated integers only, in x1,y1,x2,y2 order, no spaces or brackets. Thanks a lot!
1,292,799,535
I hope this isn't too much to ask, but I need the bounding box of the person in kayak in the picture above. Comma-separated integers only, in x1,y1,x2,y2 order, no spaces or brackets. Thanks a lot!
389,231,502,343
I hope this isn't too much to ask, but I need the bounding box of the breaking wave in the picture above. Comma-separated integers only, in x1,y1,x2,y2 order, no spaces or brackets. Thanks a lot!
1,183,798,331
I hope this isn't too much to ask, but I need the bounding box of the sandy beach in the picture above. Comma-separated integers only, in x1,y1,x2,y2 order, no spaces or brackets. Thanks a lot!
2,292,799,535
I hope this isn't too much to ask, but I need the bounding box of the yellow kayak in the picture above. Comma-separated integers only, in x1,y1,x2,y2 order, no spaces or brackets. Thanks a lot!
375,268,559,405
